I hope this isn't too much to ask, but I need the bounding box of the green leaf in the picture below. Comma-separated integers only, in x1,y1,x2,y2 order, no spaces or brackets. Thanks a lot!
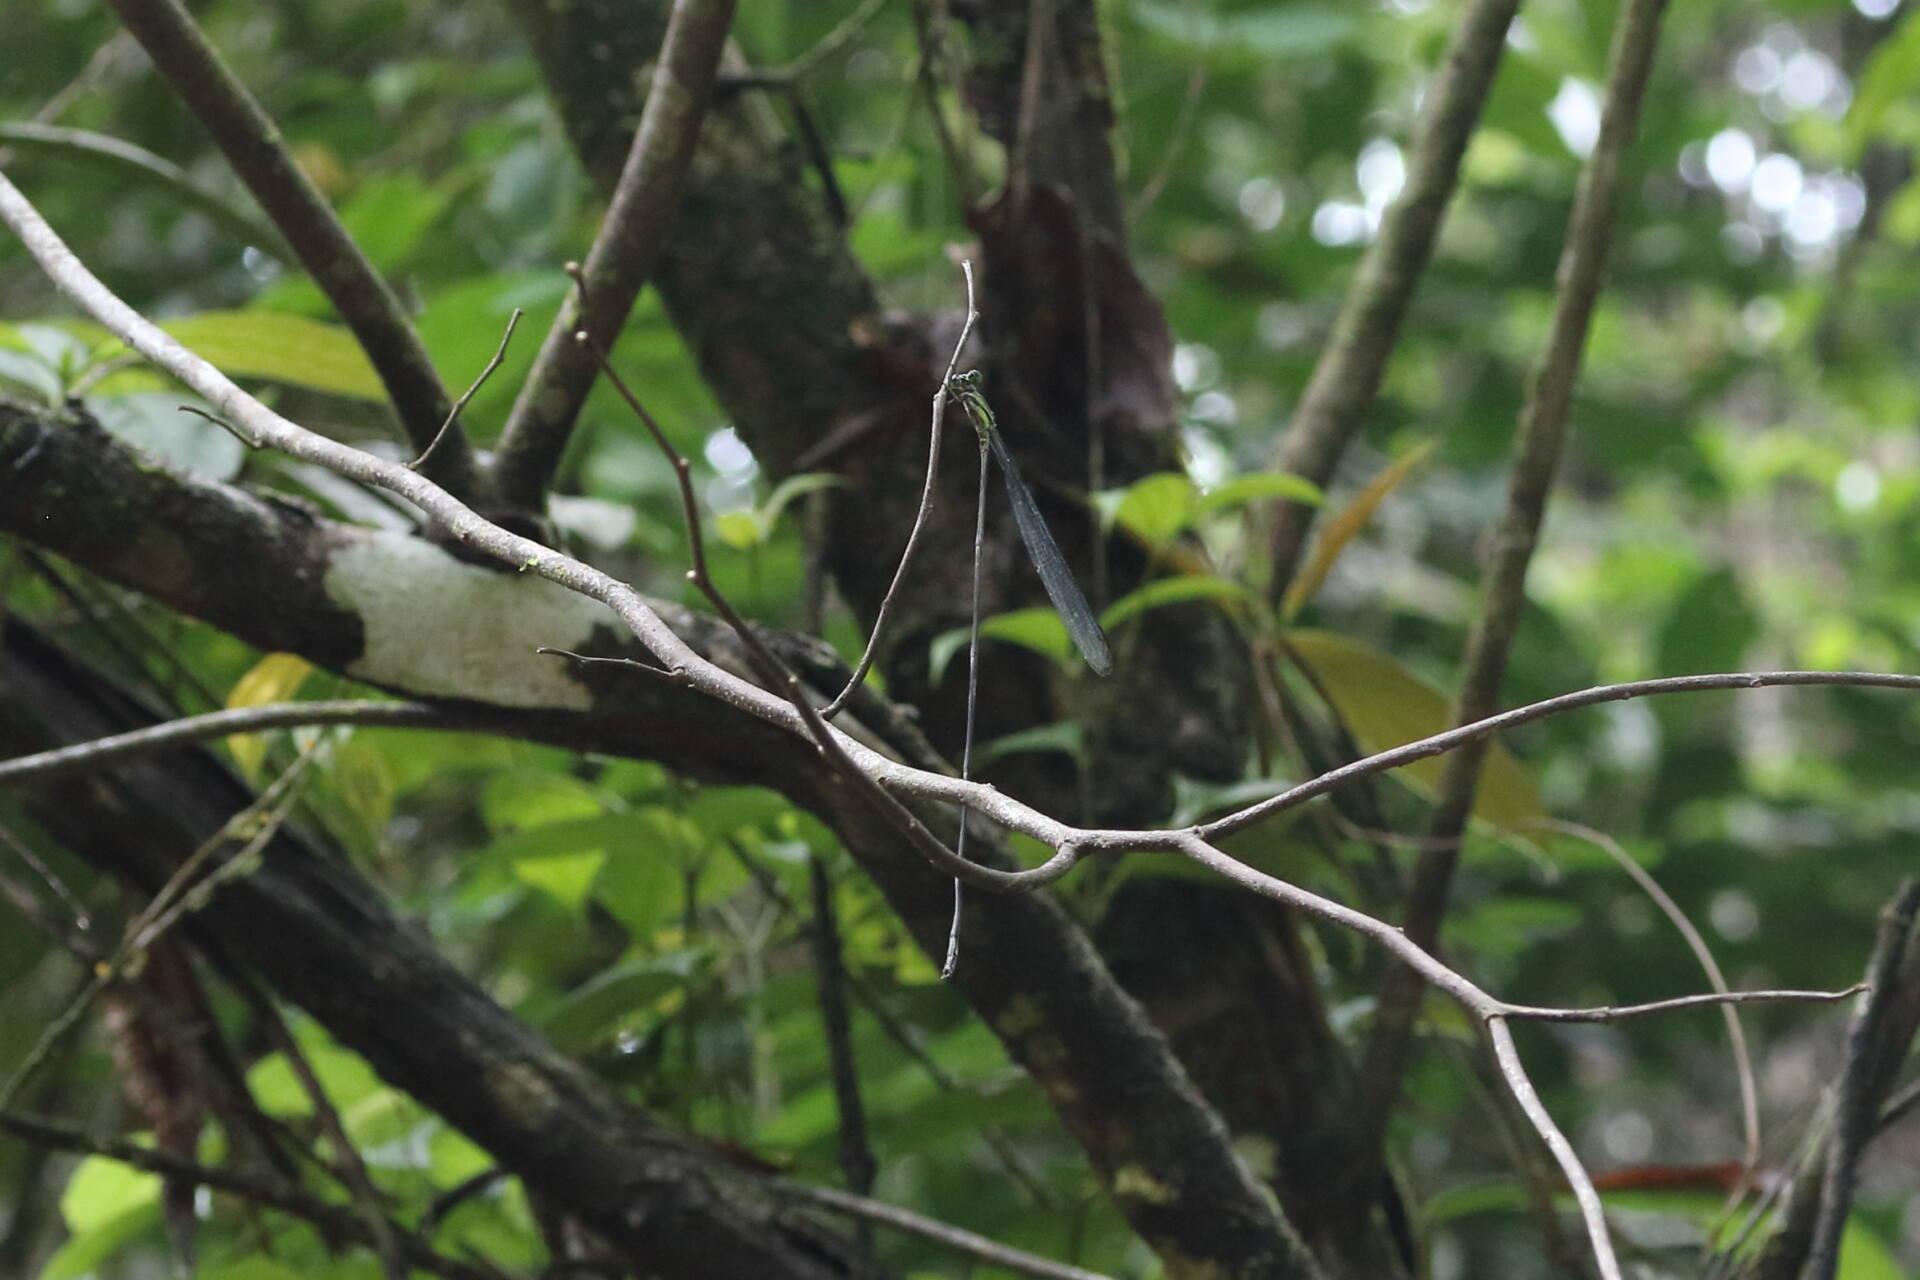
247,1036,384,1117
153,312,386,400
1883,178,1920,246
542,952,705,1050
511,849,606,909
41,1156,161,1280
1112,471,1198,547
682,786,799,841
59,1154,162,1234
977,720,1085,765
1655,569,1755,675
592,841,683,937
1451,896,1582,960
1102,574,1253,630
1836,1217,1905,1280
0,348,62,402
756,472,849,536
931,607,1084,682
929,626,971,686
340,171,461,269
981,607,1076,664
13,321,94,383
1283,629,1543,830
415,271,572,422
1195,471,1325,514
328,738,397,845
480,770,606,832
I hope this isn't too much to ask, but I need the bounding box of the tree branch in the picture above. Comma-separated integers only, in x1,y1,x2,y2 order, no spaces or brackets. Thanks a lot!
806,858,877,1205
504,0,884,481
1264,0,1520,598
492,0,738,512
101,0,474,492
1802,881,1920,1277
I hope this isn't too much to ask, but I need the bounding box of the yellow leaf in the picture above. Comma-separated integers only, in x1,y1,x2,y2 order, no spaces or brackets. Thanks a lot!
225,653,313,780
1282,440,1434,620
714,511,761,550
1284,629,1542,830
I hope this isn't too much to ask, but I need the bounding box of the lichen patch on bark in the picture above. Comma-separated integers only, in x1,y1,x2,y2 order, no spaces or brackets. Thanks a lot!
325,530,612,708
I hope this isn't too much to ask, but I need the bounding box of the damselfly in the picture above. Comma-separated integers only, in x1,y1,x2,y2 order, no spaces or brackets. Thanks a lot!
941,369,1108,979
947,370,1112,676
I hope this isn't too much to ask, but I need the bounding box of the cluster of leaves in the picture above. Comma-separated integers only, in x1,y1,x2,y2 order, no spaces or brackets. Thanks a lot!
8,0,1920,1275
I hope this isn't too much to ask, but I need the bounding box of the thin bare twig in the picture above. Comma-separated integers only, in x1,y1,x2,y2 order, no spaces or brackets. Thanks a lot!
103,0,472,488
942,413,991,979
0,819,93,938
822,260,978,718
1487,1017,1621,1280
778,1181,1114,1280
1550,820,1763,1181
177,403,259,448
413,308,522,471
806,857,877,1205
30,31,141,127
0,699,461,788
492,0,738,511
537,646,685,684
1502,986,1862,1025
1193,671,1920,845
1265,0,1521,598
